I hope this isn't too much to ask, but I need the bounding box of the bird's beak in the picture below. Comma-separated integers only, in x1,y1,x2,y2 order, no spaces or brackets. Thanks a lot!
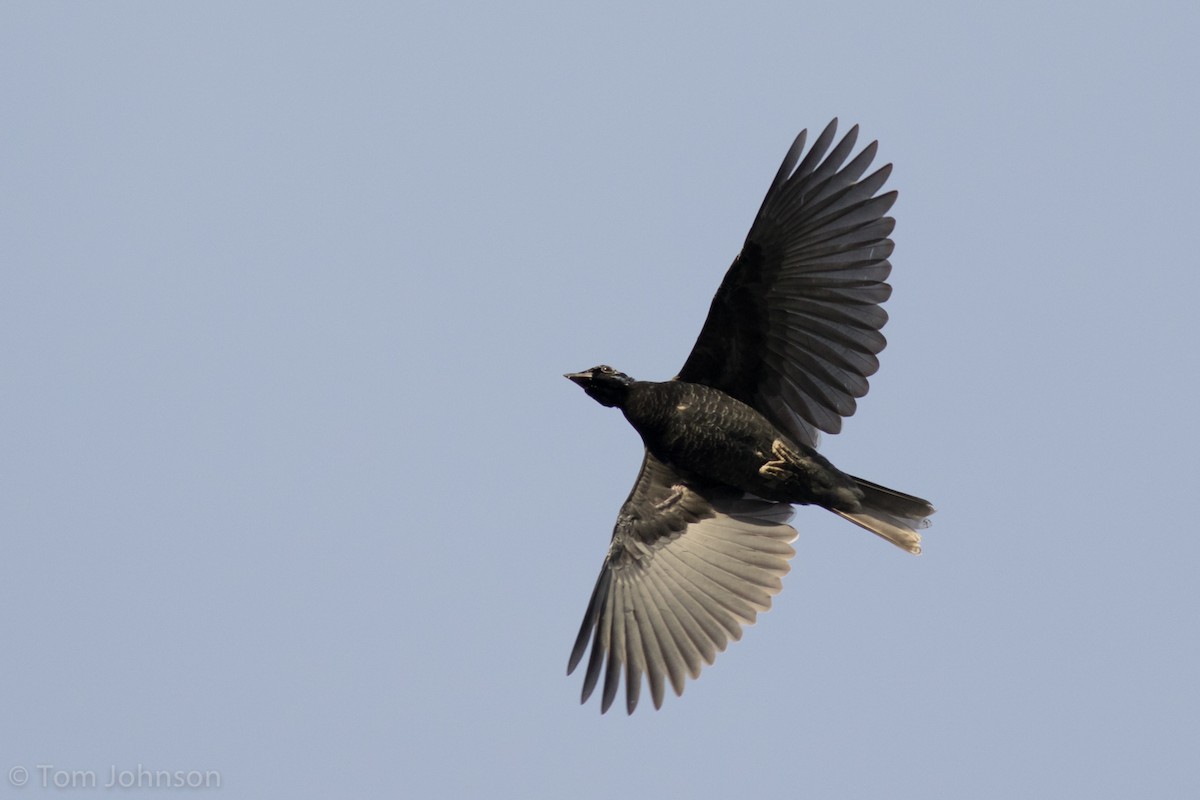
564,371,591,385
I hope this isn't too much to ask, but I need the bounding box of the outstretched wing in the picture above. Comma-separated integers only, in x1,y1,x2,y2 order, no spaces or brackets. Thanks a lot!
568,451,797,714
676,119,897,447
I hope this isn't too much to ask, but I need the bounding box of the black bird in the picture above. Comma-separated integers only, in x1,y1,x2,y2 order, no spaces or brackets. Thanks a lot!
564,120,935,714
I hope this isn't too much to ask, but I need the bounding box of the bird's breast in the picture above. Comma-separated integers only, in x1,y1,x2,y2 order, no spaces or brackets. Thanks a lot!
623,384,788,490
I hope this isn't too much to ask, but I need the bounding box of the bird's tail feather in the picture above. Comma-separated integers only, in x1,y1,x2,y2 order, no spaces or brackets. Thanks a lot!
831,476,935,555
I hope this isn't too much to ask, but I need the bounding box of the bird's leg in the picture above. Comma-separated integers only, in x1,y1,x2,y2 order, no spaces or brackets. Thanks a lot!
653,485,687,511
759,439,817,481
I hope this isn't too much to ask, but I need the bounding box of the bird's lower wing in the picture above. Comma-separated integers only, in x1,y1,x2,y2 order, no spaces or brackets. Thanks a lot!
568,452,796,714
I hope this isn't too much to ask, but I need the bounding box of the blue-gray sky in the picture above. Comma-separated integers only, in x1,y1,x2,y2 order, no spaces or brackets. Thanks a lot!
3,2,1198,797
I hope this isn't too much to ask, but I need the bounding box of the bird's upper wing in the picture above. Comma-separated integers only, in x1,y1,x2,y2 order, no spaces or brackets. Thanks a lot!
568,451,797,714
676,119,897,447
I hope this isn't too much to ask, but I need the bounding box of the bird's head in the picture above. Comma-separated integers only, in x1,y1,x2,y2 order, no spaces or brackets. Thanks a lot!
564,365,634,408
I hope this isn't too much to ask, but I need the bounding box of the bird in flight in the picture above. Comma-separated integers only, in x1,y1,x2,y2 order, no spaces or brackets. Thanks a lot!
564,119,935,714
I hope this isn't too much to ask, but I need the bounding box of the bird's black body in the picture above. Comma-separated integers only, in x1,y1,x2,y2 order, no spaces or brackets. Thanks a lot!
564,120,936,714
592,373,862,510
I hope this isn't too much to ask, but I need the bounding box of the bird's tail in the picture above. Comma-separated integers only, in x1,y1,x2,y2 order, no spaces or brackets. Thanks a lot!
831,476,935,555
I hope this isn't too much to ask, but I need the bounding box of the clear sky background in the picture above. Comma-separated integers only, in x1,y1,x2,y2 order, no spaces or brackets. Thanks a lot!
3,2,1198,798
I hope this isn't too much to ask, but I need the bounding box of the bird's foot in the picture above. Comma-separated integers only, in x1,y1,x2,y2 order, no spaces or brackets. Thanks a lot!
759,439,812,481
